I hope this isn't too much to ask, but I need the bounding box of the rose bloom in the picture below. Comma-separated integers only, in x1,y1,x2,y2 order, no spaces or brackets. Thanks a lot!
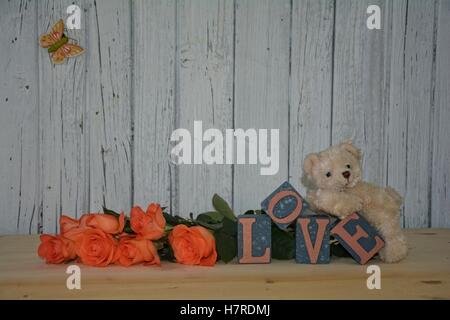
75,228,118,267
169,225,217,266
81,213,125,234
130,203,166,240
116,236,160,267
60,212,124,241
38,234,77,264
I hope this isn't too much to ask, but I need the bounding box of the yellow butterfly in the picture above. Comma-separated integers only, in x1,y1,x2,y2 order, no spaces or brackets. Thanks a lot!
39,19,85,64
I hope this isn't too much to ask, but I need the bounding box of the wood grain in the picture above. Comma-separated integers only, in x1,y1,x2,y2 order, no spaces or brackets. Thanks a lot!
386,0,409,227
0,0,449,232
86,0,132,215
402,0,436,228
132,0,176,211
289,0,334,196
0,0,39,234
177,0,234,215
38,0,88,233
332,0,389,186
1,229,449,299
431,0,450,227
233,0,291,214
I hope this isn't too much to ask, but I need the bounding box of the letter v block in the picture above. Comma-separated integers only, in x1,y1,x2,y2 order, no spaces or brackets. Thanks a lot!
261,181,308,230
238,214,271,264
331,212,385,265
296,216,331,264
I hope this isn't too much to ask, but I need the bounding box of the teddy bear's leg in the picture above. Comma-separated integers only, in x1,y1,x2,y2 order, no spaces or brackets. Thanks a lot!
377,216,408,263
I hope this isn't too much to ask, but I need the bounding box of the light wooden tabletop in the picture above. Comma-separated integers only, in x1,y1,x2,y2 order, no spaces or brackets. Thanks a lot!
0,229,449,300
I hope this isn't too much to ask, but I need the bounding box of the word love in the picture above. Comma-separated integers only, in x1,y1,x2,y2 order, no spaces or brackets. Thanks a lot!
238,181,385,265
170,121,279,175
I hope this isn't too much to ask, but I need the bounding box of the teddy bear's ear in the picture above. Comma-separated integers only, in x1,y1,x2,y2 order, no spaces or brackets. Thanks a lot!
340,140,362,160
303,153,320,176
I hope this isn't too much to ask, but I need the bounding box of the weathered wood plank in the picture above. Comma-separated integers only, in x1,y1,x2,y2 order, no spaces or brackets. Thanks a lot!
86,0,132,214
0,0,39,234
38,0,88,232
233,0,291,215
332,0,389,187
290,0,334,196
132,0,176,211
176,0,234,216
401,0,436,228
386,0,408,227
431,0,450,227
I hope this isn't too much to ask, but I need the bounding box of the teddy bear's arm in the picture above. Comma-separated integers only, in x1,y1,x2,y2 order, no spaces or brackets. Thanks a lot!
310,190,363,219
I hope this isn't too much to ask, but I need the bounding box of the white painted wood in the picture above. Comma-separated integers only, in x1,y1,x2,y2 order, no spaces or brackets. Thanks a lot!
38,0,88,232
290,0,334,196
386,0,409,227
332,0,389,187
86,0,132,214
1,0,450,232
431,0,450,227
132,0,176,212
177,0,234,216
0,0,39,234
402,0,436,228
233,0,291,214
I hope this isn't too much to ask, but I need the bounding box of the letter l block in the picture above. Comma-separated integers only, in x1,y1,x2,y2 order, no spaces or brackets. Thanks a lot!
238,214,271,264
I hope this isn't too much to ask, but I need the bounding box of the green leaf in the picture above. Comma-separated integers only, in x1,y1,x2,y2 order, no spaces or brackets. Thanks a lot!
271,224,295,260
221,217,237,236
243,210,255,215
163,212,195,227
159,244,175,262
212,194,236,222
198,211,224,223
103,206,120,217
215,231,237,263
196,213,224,230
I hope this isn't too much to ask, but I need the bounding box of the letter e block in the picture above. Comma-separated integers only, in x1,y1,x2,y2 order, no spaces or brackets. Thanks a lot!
296,216,331,264
261,181,308,230
331,212,385,265
238,214,271,264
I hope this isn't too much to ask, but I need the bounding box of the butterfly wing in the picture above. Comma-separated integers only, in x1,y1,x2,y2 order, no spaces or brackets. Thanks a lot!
51,43,85,64
62,44,85,58
39,19,65,48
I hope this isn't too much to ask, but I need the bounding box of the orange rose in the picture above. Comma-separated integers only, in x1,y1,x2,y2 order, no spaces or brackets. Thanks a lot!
60,215,80,234
38,234,77,264
75,228,118,267
81,213,125,234
168,225,217,266
116,236,160,267
130,203,166,240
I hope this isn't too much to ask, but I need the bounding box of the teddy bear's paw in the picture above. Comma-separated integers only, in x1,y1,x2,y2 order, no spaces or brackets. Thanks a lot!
379,237,408,263
333,198,363,218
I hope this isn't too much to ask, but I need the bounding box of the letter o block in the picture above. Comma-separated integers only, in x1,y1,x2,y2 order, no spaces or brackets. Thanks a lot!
261,181,307,230
238,214,271,264
331,213,385,265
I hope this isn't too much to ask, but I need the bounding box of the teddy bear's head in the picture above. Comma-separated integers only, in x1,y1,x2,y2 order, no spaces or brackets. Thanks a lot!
303,141,362,191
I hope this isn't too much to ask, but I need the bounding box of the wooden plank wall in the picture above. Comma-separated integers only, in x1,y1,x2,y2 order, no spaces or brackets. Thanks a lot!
0,0,448,234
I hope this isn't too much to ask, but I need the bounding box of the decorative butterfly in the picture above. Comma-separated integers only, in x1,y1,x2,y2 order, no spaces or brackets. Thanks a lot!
39,19,85,64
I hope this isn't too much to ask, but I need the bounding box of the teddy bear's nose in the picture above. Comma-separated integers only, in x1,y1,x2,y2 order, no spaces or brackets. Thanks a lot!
342,171,351,179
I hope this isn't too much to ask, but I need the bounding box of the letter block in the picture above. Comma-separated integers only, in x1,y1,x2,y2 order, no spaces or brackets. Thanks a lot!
331,212,385,265
296,216,331,264
238,214,271,264
261,181,308,230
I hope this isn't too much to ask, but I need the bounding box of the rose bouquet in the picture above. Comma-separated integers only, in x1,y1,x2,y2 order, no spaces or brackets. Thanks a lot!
37,194,239,267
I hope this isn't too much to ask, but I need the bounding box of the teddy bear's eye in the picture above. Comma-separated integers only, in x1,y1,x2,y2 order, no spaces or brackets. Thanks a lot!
346,164,351,169
325,172,332,177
